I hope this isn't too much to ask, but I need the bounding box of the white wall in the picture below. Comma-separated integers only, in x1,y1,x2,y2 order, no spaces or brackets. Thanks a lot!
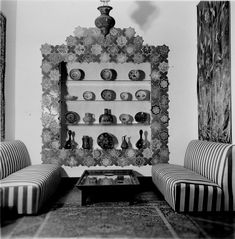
1,0,17,140
12,0,199,176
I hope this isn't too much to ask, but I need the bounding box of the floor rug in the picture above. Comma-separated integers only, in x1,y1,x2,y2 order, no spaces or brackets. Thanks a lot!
5,202,208,239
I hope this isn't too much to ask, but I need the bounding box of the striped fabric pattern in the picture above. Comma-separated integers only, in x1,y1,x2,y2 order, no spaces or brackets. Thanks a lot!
0,164,61,214
152,164,223,212
184,140,234,211
152,140,234,212
0,140,31,179
184,140,233,185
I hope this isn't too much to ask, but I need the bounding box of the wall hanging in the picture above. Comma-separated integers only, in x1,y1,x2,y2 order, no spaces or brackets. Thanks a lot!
41,1,170,167
197,1,232,143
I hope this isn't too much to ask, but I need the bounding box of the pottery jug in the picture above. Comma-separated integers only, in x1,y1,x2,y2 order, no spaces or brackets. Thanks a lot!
99,109,114,125
82,135,91,150
83,113,95,124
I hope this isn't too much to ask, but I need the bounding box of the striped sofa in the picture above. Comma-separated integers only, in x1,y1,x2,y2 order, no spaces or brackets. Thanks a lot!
0,140,61,214
152,140,234,212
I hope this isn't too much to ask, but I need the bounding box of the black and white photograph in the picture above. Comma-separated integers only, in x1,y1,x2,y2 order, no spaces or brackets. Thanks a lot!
0,0,234,238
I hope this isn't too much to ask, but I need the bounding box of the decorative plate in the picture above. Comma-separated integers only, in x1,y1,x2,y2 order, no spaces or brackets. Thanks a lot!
69,69,84,80
134,112,149,124
65,111,80,124
135,89,150,101
97,132,114,150
101,89,116,101
120,92,132,101
128,70,145,81
83,91,95,101
100,69,117,81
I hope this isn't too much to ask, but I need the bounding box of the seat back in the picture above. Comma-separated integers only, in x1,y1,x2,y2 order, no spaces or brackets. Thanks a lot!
184,140,234,210
0,140,31,179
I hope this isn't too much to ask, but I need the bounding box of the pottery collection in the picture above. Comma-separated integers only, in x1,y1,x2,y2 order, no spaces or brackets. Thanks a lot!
65,67,151,151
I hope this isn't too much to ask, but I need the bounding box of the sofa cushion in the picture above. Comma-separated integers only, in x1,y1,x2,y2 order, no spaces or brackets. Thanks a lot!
152,164,223,212
0,140,31,179
0,164,61,214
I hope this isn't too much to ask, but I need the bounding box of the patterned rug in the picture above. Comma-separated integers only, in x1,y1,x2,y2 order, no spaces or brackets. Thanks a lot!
3,201,208,238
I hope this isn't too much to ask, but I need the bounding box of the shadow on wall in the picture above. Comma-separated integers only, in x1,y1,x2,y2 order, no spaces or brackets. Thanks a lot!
131,1,159,31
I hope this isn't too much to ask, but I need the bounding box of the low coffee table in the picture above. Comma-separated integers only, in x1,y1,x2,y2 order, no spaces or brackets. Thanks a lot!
76,169,140,206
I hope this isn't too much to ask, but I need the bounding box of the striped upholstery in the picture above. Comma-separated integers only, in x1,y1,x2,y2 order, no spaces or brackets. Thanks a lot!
0,140,31,179
152,164,223,212
152,140,234,212
0,140,61,214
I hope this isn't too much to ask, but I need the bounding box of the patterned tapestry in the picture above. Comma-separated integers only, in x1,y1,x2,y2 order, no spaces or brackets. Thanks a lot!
41,27,170,167
197,1,231,143
0,12,6,141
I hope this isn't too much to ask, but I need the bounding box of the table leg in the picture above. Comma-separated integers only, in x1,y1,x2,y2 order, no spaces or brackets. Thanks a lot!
81,191,87,206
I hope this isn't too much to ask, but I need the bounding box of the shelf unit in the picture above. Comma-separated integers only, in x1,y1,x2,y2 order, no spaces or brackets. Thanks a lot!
61,62,152,150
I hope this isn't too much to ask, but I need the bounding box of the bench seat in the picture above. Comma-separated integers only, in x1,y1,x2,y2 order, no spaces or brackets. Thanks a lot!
152,140,234,212
0,164,61,214
152,164,223,212
0,140,61,214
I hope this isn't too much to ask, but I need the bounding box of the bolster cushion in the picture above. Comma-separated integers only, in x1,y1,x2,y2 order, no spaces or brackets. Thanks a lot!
152,164,223,212
0,164,61,214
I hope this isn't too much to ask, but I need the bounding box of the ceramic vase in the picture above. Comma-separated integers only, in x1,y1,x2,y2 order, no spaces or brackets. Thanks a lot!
121,135,128,150
82,136,91,150
136,130,144,150
64,130,72,149
95,6,115,36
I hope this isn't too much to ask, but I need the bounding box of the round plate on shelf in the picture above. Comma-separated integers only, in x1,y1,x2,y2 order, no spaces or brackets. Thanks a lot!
69,69,84,81
128,70,145,81
135,89,150,101
65,111,80,124
100,69,117,81
97,132,114,150
101,89,116,101
83,91,95,101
